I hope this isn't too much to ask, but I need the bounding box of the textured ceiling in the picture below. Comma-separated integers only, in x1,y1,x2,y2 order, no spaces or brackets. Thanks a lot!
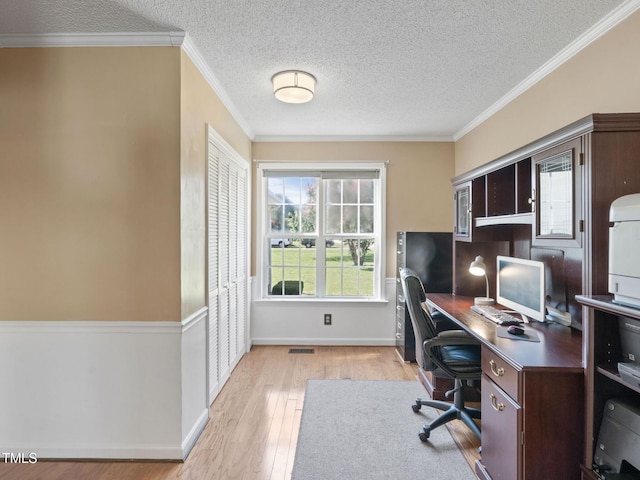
0,0,632,140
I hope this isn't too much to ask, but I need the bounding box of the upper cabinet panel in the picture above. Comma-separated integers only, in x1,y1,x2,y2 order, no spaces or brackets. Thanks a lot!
531,137,582,247
454,181,472,241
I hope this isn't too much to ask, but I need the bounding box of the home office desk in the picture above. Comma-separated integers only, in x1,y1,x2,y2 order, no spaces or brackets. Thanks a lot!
424,293,584,480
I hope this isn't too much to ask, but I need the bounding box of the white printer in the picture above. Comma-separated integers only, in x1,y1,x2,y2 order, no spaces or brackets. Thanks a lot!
609,193,640,308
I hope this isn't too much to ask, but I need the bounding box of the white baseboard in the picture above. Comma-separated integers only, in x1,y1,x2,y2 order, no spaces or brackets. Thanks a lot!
251,338,396,346
181,408,209,460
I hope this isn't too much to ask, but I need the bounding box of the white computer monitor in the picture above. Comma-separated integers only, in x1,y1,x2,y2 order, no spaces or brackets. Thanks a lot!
496,255,546,322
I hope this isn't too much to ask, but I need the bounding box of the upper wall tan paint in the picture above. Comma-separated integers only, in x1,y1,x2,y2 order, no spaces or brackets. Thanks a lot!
180,51,252,320
455,9,640,175
252,142,455,278
0,47,182,321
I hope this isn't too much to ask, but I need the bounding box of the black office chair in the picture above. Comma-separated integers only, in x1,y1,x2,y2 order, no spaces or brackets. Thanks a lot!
399,267,482,442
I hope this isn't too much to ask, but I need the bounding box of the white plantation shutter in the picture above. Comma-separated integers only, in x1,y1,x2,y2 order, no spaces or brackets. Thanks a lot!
207,125,250,405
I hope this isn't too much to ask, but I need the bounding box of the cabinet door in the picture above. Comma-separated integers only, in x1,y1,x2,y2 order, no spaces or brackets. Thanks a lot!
532,137,582,247
480,374,522,480
454,181,472,241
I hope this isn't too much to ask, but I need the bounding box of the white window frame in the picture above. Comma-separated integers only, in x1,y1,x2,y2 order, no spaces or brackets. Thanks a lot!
256,161,387,301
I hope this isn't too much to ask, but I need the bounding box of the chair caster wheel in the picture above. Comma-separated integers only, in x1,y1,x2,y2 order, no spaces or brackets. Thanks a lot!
412,404,421,413
419,430,430,442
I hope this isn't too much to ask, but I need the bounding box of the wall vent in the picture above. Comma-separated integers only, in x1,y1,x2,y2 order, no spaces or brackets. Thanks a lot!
288,348,315,354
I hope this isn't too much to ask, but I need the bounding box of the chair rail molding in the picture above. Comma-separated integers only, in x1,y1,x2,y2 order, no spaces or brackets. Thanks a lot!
0,308,208,460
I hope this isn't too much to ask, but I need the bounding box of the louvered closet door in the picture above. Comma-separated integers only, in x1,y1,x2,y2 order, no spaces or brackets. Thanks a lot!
207,141,220,402
207,126,249,406
228,165,238,363
218,154,231,388
235,168,247,356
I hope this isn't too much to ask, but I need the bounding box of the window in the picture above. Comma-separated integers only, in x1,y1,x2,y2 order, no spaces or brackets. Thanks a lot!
259,163,386,300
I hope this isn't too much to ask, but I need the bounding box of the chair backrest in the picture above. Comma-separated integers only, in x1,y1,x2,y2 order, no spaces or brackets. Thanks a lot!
399,268,439,370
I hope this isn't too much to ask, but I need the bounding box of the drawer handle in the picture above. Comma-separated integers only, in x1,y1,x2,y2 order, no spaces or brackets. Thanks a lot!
490,393,505,412
489,359,504,377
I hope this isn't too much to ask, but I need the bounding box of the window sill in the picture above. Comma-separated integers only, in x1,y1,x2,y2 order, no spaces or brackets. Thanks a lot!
253,297,389,305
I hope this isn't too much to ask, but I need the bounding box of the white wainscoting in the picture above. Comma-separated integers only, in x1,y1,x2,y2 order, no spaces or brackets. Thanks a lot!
0,308,208,460
251,278,397,345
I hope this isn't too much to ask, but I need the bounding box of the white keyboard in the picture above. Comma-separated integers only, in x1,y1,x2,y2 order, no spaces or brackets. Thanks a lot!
470,305,523,325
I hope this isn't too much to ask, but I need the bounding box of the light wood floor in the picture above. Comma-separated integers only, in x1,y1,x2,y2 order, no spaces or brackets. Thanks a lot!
0,346,480,480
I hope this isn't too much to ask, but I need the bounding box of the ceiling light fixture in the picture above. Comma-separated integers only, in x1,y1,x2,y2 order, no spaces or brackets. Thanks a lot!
272,70,316,104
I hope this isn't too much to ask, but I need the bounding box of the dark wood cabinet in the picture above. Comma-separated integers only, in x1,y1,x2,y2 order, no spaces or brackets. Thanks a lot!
576,296,640,480
449,113,640,480
532,137,582,248
479,374,521,480
396,232,453,400
395,231,453,361
454,181,472,241
427,294,584,480
452,113,640,330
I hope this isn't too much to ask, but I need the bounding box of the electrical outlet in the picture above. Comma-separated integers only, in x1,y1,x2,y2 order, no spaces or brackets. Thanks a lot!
324,313,332,325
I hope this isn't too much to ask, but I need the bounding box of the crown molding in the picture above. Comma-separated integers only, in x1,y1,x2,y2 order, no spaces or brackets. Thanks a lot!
0,30,255,140
0,31,185,47
453,0,640,141
181,34,255,139
252,134,453,143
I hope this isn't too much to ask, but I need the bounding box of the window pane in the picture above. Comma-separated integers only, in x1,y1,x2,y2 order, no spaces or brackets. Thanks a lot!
326,205,341,234
301,178,317,204
269,241,285,263
301,205,316,233
300,267,316,295
343,205,358,233
267,178,284,203
324,240,375,297
360,205,374,233
327,180,341,204
269,205,284,233
325,266,375,296
343,269,364,296
342,239,375,266
268,239,317,296
284,178,301,204
325,268,343,296
285,206,301,233
360,179,374,203
269,267,284,294
343,179,358,203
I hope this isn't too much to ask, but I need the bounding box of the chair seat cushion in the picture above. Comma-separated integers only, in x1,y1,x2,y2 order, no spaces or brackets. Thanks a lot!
439,344,482,374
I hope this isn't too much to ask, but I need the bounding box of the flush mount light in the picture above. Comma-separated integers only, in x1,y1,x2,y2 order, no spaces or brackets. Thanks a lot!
272,70,316,104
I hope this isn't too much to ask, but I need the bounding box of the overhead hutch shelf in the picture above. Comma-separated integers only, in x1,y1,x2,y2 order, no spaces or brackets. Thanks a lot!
449,113,640,480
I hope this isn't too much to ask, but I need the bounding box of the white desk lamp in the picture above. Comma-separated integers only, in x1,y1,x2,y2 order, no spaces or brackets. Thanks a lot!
469,256,495,305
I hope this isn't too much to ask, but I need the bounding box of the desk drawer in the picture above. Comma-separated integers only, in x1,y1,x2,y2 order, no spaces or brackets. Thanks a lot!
481,345,520,402
481,374,522,480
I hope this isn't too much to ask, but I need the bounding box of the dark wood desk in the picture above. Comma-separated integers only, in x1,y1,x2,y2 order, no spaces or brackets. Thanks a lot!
425,294,584,480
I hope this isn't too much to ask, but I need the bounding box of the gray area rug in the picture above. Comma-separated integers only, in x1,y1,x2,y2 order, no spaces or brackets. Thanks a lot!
292,379,477,480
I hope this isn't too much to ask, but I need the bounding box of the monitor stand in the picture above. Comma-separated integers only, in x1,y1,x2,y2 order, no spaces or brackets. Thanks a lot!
545,305,572,326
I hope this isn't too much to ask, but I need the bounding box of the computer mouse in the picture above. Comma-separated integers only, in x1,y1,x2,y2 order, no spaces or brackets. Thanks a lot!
507,325,525,336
